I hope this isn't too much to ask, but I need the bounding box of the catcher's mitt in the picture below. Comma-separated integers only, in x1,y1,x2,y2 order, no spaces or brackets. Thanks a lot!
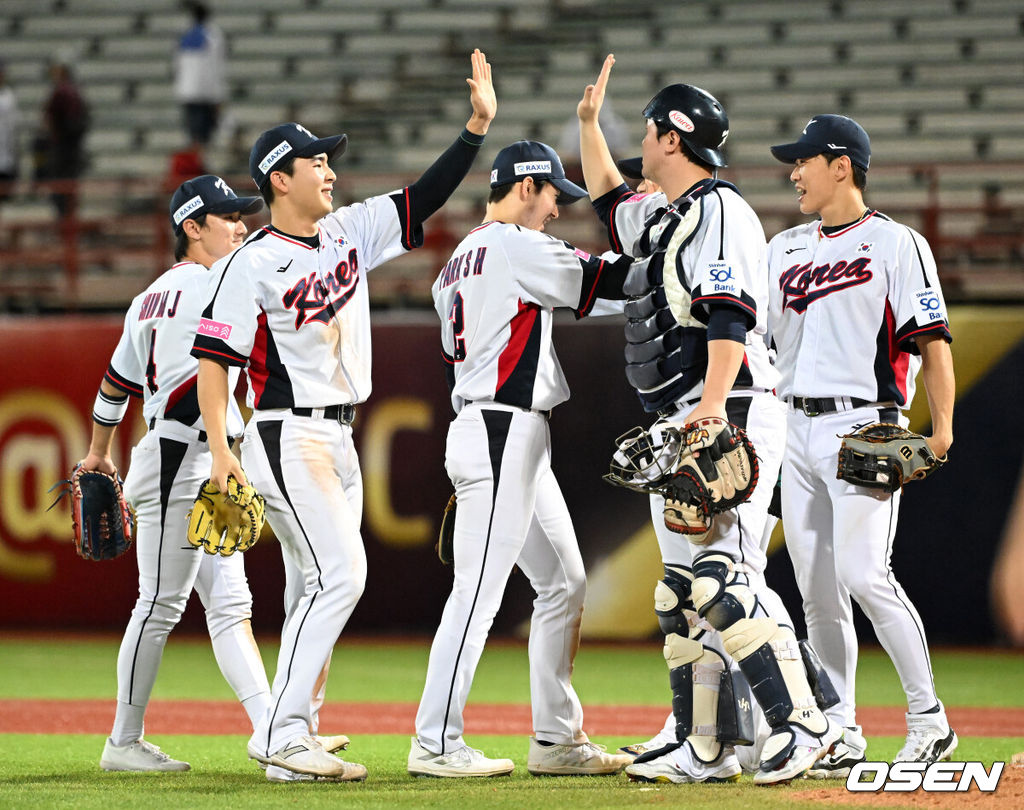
436,493,457,565
49,465,135,561
186,475,265,556
605,417,759,538
662,417,759,537
836,423,946,493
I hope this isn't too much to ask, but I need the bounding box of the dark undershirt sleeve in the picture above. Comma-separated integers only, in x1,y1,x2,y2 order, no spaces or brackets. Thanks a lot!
399,128,485,226
705,305,748,343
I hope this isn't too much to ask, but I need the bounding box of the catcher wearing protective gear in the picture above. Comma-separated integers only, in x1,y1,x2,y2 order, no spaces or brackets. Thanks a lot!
579,56,838,785
837,423,946,492
187,475,266,556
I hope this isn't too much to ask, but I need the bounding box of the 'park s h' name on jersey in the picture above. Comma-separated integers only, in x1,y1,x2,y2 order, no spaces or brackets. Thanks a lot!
766,211,952,407
432,221,617,413
104,261,244,434
191,190,418,409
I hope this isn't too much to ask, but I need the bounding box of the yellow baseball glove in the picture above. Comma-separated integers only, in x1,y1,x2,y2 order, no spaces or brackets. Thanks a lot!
186,475,265,556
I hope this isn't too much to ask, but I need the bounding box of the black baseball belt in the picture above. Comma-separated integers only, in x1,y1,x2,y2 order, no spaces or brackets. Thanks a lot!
291,404,356,425
787,396,871,417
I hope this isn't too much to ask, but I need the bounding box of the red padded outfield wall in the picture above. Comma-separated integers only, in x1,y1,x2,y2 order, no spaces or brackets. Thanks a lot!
0,313,1021,643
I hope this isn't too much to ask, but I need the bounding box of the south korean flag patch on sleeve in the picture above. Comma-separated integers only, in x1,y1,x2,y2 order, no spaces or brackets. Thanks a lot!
912,287,947,326
703,260,738,296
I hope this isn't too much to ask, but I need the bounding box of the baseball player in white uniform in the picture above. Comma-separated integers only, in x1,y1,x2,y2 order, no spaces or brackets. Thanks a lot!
766,115,957,775
409,140,634,779
82,175,271,773
192,49,496,782
577,56,839,785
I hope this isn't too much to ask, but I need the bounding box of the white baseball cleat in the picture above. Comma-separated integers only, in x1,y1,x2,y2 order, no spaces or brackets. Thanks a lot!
527,738,633,776
265,764,349,783
625,741,741,784
268,735,367,780
100,738,190,772
754,722,841,786
806,726,867,779
407,737,514,778
894,708,958,764
618,728,677,758
315,734,351,753
246,737,271,766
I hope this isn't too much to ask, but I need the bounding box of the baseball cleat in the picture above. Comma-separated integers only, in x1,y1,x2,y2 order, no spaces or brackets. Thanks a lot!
527,737,632,776
625,741,741,784
895,708,958,764
407,737,514,778
806,726,867,779
315,734,351,753
266,764,348,783
246,737,271,766
100,738,190,772
619,728,677,758
754,722,841,786
268,735,367,780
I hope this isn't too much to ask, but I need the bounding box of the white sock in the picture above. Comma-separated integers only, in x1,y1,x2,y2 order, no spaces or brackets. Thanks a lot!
110,701,145,746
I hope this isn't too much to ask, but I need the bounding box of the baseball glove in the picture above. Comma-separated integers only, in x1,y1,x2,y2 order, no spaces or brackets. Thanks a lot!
186,475,266,556
49,465,135,561
836,423,946,493
436,493,457,565
605,417,759,538
661,417,760,538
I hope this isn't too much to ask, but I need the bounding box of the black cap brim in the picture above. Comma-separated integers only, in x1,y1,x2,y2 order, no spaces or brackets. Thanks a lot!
616,157,644,179
294,134,348,161
770,142,823,164
551,177,588,204
206,196,265,217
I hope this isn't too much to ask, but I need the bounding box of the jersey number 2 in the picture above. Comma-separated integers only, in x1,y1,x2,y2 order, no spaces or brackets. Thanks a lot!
146,328,159,394
449,293,466,362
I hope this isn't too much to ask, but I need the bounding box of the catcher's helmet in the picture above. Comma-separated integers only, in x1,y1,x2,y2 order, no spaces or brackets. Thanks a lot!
642,84,729,168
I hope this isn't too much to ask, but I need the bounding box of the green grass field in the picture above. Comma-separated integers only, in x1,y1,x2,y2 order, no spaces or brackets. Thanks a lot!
1,636,1021,809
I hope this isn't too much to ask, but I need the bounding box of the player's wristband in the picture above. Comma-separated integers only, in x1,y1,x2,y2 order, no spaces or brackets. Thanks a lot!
92,388,129,427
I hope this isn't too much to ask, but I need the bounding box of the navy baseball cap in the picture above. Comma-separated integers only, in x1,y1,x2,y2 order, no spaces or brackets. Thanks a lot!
617,156,644,180
169,174,263,235
770,114,871,171
489,141,587,204
249,122,348,191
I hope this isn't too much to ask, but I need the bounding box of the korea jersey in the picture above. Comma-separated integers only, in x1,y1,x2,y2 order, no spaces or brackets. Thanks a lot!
192,191,417,408
104,261,244,435
599,180,777,410
767,211,952,408
433,221,620,413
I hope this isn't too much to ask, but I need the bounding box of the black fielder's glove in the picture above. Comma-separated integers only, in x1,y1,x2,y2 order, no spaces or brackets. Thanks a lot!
50,465,135,561
436,493,457,565
836,423,946,493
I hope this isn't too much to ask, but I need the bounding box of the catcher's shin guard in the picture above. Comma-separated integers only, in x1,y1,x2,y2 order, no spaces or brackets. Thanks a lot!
719,620,831,768
800,639,840,711
661,634,728,764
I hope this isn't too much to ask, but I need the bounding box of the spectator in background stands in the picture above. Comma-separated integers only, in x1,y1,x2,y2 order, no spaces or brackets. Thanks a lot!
174,1,227,158
0,59,18,206
40,54,89,217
